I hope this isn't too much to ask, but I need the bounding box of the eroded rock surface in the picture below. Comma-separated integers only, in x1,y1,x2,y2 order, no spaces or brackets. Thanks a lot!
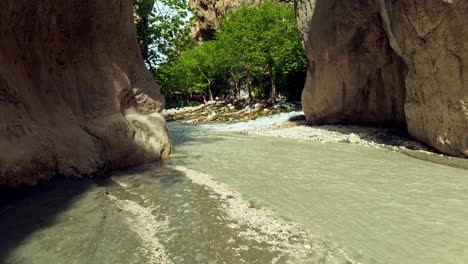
189,0,293,41
0,0,172,186
296,0,467,157
189,0,262,41
383,0,468,157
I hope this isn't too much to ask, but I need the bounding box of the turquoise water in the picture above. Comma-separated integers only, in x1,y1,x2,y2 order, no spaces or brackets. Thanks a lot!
1,124,467,263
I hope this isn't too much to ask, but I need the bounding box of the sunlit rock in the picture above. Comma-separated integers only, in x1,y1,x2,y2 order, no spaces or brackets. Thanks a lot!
295,0,467,157
0,0,172,186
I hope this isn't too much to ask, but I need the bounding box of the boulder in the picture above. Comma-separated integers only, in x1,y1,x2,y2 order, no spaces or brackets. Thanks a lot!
295,0,467,157
382,0,468,157
348,133,362,144
295,0,407,126
0,0,172,187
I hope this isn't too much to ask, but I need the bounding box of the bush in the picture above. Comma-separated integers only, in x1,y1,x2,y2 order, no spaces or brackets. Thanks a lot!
156,1,306,102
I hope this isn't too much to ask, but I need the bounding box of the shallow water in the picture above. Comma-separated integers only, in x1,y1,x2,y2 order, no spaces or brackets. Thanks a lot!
1,123,467,264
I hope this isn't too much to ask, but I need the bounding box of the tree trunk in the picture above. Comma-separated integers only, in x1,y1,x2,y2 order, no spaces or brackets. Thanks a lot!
208,87,214,101
230,72,240,100
247,73,253,103
268,59,276,103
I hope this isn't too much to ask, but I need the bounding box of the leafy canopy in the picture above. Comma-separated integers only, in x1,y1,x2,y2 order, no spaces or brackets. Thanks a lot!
156,1,306,101
133,0,194,70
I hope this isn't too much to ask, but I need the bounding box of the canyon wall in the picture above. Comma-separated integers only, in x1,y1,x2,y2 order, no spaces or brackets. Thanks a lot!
0,0,172,187
189,0,262,41
190,0,293,41
296,0,467,157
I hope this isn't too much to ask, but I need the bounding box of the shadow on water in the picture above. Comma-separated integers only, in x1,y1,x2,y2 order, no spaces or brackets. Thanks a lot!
98,160,290,263
168,122,226,152
168,122,208,147
0,122,227,263
0,178,96,262
288,115,468,170
289,115,426,149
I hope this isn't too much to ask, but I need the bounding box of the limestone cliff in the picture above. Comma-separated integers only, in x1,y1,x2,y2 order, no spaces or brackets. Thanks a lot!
0,0,172,187
295,0,467,157
189,0,262,41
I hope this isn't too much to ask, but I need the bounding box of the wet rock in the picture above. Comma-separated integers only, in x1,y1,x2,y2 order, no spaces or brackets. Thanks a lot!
207,112,218,121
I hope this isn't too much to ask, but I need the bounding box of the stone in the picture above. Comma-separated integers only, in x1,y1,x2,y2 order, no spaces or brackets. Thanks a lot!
0,0,172,187
348,133,362,144
295,0,467,157
207,112,218,121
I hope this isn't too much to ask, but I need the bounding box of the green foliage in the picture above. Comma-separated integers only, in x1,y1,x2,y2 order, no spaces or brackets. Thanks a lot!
156,1,306,101
157,41,221,98
133,0,195,70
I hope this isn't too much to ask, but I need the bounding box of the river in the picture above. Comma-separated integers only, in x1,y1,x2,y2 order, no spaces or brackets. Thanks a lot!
1,123,467,264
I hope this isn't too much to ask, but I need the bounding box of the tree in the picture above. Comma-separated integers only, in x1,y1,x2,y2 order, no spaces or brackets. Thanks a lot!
155,1,306,103
216,1,306,102
157,41,222,101
133,0,195,71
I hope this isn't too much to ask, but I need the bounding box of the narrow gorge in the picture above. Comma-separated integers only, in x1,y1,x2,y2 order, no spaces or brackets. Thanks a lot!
190,0,467,157
0,0,467,263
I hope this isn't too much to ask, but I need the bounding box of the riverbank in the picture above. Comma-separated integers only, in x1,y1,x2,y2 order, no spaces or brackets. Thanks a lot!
166,102,467,168
242,119,468,170
163,100,301,124
1,109,467,264
168,125,468,264
165,101,432,152
244,117,432,152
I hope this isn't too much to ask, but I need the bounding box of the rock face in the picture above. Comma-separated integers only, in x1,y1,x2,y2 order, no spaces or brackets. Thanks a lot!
189,0,262,41
190,0,296,41
296,0,468,157
0,0,172,187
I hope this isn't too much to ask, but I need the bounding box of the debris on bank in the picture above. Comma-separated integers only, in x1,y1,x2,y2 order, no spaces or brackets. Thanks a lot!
163,100,301,124
245,118,435,152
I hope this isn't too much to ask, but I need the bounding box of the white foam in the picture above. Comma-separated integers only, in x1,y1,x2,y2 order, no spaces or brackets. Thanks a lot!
202,111,304,132
108,181,173,264
173,165,359,264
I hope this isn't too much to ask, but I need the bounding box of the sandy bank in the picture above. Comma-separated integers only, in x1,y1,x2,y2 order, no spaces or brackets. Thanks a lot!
242,117,468,169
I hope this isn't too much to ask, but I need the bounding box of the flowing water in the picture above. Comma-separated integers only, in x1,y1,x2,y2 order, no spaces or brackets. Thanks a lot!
1,123,467,264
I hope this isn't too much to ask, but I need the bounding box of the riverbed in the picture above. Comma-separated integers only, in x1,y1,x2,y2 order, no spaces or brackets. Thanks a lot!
1,123,467,264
